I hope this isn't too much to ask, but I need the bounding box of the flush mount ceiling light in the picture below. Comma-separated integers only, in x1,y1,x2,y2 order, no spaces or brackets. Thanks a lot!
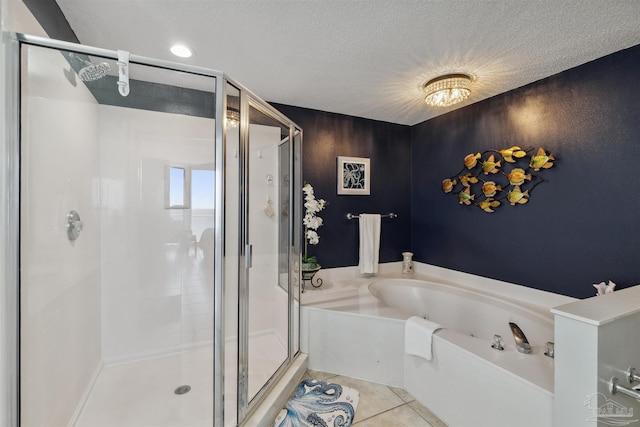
170,44,193,58
423,74,472,107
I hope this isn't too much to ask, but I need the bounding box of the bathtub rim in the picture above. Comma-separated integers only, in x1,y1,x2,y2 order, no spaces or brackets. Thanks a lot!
368,277,555,329
304,261,577,313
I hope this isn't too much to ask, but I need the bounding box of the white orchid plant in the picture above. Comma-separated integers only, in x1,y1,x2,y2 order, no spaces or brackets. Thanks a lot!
593,280,616,296
302,183,326,266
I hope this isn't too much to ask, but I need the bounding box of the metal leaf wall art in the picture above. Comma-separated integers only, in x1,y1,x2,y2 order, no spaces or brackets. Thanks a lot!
442,146,555,213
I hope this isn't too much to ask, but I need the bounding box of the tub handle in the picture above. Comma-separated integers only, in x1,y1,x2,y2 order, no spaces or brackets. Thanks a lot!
491,334,504,351
609,377,640,401
627,367,640,384
544,342,554,358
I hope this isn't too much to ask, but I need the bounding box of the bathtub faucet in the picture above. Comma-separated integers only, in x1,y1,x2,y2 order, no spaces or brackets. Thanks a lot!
508,322,531,354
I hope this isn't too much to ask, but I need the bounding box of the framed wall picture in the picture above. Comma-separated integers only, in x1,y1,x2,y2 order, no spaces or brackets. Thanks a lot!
337,156,370,195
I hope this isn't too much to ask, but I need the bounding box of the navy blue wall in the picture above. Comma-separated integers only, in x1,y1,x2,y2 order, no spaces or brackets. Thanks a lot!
277,45,640,298
272,104,412,268
411,45,640,298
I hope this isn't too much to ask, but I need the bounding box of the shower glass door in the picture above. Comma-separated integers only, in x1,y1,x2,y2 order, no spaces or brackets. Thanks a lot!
240,101,293,413
14,34,302,427
19,41,218,426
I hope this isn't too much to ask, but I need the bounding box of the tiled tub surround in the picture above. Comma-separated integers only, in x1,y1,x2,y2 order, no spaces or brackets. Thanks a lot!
301,263,576,426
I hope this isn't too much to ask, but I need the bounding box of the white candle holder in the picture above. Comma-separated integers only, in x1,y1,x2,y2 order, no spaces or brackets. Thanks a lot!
402,252,414,274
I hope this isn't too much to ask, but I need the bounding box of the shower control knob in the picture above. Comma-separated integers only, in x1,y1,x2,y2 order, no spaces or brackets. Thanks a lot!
66,210,83,242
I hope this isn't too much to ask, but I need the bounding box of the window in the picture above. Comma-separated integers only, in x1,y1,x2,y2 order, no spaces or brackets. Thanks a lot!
165,166,191,209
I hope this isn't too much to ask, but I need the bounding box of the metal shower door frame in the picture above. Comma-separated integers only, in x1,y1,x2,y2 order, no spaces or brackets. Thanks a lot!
235,95,303,424
4,32,228,425
2,32,302,426
0,30,21,427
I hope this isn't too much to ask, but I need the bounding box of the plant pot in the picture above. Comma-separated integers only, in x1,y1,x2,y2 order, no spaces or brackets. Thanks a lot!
301,264,321,281
301,262,320,271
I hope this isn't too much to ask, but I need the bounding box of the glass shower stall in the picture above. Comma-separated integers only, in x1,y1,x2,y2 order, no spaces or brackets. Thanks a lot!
1,33,303,426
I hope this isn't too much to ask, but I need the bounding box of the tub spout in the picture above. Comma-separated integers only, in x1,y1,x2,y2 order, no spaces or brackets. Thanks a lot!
508,322,531,354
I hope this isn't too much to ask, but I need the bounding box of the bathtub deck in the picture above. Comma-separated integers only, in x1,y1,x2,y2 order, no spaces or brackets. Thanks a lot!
302,275,409,320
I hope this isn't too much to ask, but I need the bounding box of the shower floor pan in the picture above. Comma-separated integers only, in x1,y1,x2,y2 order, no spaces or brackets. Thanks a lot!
75,333,286,426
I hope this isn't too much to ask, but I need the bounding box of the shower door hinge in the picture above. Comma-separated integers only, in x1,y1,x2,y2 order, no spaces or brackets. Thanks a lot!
245,244,252,268
117,50,130,97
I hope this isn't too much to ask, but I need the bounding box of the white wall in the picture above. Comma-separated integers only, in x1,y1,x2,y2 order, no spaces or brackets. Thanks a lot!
553,286,640,427
20,43,102,426
99,105,215,360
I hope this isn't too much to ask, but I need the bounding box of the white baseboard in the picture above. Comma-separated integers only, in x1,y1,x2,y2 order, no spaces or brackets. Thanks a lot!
102,328,286,367
102,340,214,366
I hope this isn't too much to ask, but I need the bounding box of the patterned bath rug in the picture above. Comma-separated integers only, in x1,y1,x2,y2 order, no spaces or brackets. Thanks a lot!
273,378,360,427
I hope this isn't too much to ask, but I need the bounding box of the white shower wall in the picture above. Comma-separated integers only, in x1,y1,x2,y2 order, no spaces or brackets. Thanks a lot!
98,106,216,361
97,114,287,362
20,45,102,427
248,124,289,346
20,45,220,422
223,123,290,347
246,124,290,400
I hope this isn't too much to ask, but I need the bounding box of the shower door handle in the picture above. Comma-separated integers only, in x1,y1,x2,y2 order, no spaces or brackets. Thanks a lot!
245,244,252,268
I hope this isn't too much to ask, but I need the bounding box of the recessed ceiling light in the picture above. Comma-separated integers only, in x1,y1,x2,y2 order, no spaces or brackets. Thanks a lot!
170,44,193,58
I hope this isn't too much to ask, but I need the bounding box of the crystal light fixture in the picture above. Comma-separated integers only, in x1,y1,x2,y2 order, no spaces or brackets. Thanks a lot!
226,108,240,128
423,74,472,107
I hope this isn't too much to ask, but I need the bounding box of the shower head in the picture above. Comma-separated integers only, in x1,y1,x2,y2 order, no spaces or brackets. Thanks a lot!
78,61,111,82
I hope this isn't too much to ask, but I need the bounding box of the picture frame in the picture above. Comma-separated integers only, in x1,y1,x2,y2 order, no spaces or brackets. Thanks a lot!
337,156,370,195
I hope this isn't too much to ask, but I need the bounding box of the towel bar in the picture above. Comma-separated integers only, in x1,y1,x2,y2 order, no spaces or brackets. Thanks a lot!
346,212,397,220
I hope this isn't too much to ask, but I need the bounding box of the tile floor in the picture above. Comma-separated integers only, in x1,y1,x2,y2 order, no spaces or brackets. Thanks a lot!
303,370,447,427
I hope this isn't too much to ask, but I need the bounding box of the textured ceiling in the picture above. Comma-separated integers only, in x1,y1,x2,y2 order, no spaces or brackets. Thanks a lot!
55,0,640,126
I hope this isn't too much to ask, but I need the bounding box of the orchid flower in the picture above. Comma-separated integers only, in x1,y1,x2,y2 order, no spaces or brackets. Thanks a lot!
302,183,326,263
593,280,616,296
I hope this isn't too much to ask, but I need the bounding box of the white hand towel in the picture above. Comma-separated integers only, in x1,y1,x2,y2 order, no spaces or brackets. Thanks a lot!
404,316,443,361
358,214,381,274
